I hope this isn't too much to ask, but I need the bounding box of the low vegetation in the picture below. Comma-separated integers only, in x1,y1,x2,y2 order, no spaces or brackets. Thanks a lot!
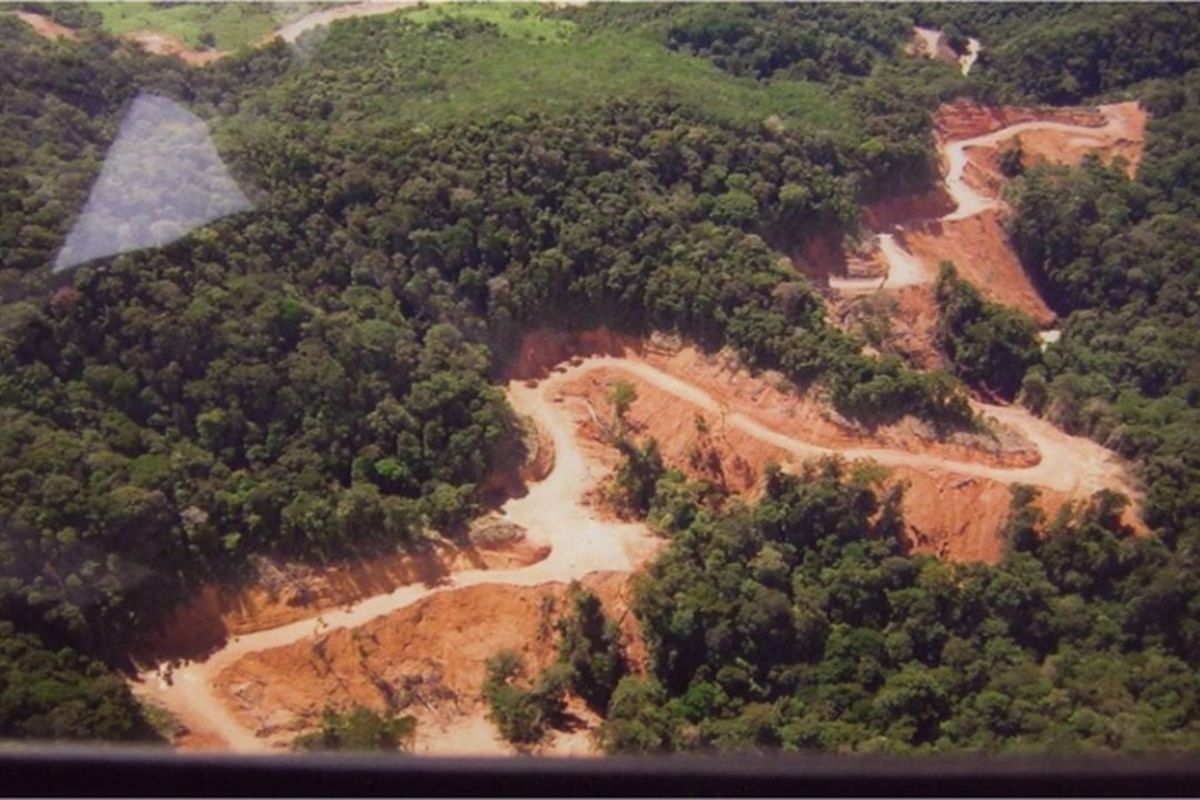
18,1,315,51
482,650,568,746
293,705,417,753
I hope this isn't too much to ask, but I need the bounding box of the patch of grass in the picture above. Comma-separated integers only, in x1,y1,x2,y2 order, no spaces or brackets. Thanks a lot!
439,32,853,131
402,2,574,44
288,14,856,135
90,2,314,51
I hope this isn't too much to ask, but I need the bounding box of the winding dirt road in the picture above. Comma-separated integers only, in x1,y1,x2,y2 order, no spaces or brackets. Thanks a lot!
96,14,1143,753
830,103,1137,291
132,373,655,753
134,350,1138,752
959,38,982,77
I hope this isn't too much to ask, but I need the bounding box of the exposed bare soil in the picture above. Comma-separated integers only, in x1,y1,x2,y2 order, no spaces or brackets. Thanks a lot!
12,11,225,64
87,45,1150,758
13,10,77,40
898,210,1057,325
131,362,660,755
817,101,1147,370
134,538,551,663
213,572,639,755
542,337,1141,563
154,331,1146,756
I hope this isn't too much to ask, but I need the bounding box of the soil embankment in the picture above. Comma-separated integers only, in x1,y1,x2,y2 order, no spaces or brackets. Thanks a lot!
537,337,1140,562
132,361,659,755
825,100,1146,363
134,323,1143,752
135,538,551,663
213,571,640,755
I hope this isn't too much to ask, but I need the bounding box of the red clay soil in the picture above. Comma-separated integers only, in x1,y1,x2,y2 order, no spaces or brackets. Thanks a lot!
213,572,641,754
13,11,78,40
504,327,634,382
518,328,1041,469
827,285,947,372
933,100,1108,141
819,101,1148,353
890,464,1074,562
134,539,550,663
898,210,1058,326
636,343,1040,469
555,359,1050,564
862,188,957,231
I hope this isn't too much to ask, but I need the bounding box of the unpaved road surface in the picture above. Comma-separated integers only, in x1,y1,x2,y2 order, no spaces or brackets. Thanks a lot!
559,356,1135,499
941,105,1132,221
272,1,425,44
959,38,981,76
830,103,1138,292
132,372,654,753
133,349,1138,753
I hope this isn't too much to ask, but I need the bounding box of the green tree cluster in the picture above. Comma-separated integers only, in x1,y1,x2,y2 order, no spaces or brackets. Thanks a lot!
909,4,1200,104
482,650,569,746
934,261,1041,399
1006,72,1200,543
555,583,629,713
0,622,157,743
293,704,417,753
597,459,1200,754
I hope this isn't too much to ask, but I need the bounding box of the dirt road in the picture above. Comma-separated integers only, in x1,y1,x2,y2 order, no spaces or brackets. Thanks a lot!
271,1,426,44
556,356,1135,499
959,38,982,76
133,345,1137,752
941,106,1129,221
831,103,1137,292
132,372,654,753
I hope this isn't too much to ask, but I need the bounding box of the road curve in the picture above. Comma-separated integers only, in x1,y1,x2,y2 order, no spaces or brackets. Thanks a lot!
132,350,1138,752
831,104,1130,291
132,372,653,753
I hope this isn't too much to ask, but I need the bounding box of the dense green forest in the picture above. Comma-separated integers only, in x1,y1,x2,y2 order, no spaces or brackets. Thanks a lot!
593,460,1200,754
1,2,1199,750
934,261,1041,400
908,3,1200,104
1008,71,1200,544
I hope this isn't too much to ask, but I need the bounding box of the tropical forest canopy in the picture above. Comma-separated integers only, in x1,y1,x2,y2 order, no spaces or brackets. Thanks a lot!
0,2,1198,749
